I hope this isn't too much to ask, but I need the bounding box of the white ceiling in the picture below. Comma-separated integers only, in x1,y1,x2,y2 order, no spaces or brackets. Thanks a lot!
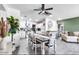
7,4,79,20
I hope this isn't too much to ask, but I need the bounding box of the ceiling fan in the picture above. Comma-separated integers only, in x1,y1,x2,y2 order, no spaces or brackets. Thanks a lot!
34,4,53,15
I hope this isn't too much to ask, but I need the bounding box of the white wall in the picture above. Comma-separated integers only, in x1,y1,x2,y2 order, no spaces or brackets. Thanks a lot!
0,5,6,21
6,8,21,19
0,10,7,21
3,4,21,20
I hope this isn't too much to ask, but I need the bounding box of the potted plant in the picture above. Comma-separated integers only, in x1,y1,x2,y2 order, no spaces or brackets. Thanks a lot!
7,16,19,44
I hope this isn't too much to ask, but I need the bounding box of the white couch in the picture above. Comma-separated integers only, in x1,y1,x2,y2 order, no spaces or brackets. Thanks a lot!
61,32,79,43
66,36,78,42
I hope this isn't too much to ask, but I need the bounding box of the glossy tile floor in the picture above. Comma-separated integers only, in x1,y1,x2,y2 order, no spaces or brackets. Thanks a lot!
14,37,79,55
56,38,79,55
16,38,53,55
14,37,55,55
17,38,29,55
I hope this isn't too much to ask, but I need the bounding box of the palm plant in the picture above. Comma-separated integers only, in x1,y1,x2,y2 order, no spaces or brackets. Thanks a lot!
7,16,19,42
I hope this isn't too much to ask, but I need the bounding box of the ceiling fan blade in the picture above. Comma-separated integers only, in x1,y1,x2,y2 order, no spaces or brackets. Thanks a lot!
45,8,53,10
38,11,42,14
44,11,51,15
34,9,41,11
41,4,45,10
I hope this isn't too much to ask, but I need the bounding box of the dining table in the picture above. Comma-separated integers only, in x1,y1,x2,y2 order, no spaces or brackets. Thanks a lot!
33,33,50,55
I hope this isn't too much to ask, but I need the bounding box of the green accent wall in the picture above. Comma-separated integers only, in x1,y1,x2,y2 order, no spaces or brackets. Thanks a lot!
64,17,79,31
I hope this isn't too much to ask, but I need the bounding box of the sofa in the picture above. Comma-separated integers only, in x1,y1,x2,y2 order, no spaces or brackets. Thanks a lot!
60,32,79,43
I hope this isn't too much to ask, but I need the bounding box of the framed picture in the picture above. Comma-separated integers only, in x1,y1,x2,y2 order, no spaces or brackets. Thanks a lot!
45,18,58,31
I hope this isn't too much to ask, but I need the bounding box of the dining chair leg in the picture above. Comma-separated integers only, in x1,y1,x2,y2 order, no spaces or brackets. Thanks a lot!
54,40,56,54
34,44,37,55
41,42,45,55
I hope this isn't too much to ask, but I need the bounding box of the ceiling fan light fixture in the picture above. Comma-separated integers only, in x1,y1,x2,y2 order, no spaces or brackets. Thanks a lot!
49,14,53,17
42,11,45,13
34,4,53,15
